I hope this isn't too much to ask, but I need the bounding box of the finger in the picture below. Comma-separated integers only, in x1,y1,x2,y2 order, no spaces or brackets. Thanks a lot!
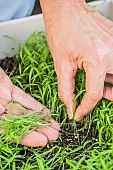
42,119,60,131
6,102,60,131
38,126,59,141
2,110,60,132
1,114,59,147
56,60,77,119
104,73,113,100
12,85,48,112
6,102,60,137
6,101,60,128
0,67,12,106
49,119,60,131
103,87,113,101
0,98,9,110
20,131,48,147
1,114,48,147
0,103,5,115
75,67,105,121
105,73,113,84
6,102,29,115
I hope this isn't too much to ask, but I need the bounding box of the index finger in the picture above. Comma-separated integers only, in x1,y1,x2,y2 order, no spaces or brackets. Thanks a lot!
56,60,77,119
11,85,60,129
75,66,106,121
12,85,47,112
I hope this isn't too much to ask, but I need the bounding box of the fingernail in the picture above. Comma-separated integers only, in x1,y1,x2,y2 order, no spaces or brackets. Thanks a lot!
75,116,84,122
66,108,73,120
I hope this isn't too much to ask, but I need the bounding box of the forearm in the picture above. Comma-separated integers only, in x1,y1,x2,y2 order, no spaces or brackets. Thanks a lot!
40,0,93,29
40,0,88,12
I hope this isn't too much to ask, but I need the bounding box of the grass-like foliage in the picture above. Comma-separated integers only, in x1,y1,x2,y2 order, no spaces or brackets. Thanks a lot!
0,111,51,144
1,32,113,169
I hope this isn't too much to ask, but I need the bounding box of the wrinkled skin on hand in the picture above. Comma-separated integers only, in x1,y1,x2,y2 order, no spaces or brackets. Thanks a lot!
0,67,59,147
40,0,113,120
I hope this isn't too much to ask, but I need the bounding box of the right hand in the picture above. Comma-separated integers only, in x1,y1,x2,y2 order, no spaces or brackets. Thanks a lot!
41,0,113,120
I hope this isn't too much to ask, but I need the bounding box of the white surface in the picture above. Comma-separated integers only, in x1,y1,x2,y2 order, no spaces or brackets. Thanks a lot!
94,0,113,20
0,14,45,59
0,1,113,59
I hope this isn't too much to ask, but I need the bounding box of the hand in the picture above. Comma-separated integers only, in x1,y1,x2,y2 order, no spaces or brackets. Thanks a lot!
0,67,59,147
41,0,113,120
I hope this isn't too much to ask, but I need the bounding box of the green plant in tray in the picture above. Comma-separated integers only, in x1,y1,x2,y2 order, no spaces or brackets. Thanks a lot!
0,32,113,169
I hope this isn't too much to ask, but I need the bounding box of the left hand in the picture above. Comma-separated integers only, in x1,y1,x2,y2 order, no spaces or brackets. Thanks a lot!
0,67,60,147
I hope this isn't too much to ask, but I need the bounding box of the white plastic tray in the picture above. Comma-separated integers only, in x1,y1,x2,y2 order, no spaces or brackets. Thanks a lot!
0,0,113,59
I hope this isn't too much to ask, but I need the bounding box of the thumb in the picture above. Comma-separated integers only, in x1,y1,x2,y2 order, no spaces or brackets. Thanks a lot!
56,60,77,119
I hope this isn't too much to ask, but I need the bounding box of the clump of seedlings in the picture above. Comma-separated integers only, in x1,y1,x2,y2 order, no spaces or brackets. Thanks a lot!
0,110,51,144
0,32,113,169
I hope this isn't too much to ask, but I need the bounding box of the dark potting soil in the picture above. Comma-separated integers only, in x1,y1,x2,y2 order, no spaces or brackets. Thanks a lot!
44,121,98,156
0,57,98,168
0,56,17,74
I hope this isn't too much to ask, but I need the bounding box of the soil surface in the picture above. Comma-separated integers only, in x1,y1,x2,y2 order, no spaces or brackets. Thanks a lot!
0,56,16,74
